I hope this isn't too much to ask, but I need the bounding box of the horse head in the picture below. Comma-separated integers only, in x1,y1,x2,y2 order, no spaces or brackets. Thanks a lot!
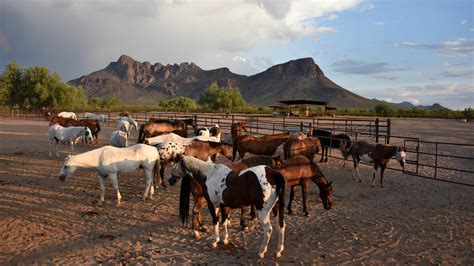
59,155,77,181
318,179,333,210
395,146,407,167
272,155,284,169
220,143,233,160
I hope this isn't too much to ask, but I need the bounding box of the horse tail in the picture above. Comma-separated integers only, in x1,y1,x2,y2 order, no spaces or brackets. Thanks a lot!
179,175,191,226
153,159,161,186
232,138,238,161
138,124,145,143
95,121,101,137
273,169,286,228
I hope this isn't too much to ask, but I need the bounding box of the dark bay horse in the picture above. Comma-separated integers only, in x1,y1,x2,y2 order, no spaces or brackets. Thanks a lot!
49,116,101,144
138,121,187,143
232,132,291,161
350,140,406,187
312,129,351,163
169,155,279,238
283,136,321,161
274,155,333,216
155,140,233,187
172,155,286,259
231,121,247,141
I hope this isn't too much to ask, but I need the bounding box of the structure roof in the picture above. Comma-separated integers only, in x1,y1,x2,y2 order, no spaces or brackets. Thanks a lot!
278,99,329,106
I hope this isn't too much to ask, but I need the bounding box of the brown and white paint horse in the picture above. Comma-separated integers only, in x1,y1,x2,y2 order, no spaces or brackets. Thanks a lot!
169,155,279,238
172,155,286,259
350,140,406,187
274,155,333,216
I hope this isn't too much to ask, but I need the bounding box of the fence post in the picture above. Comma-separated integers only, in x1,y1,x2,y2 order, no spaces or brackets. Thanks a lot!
194,114,198,128
256,116,259,134
232,115,235,125
387,119,391,144
273,123,275,134
282,116,286,132
309,123,312,136
375,118,380,143
300,122,303,132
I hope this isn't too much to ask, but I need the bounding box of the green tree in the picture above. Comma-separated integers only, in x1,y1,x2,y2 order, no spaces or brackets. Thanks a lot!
374,104,396,117
198,82,246,112
462,107,474,121
0,60,22,107
88,96,120,111
160,96,198,111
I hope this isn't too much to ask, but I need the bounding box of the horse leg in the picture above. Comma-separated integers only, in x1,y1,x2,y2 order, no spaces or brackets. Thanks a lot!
257,209,273,259
320,147,325,162
371,165,379,187
192,195,207,239
302,183,309,216
160,162,167,189
240,207,249,230
209,204,220,248
287,186,295,215
109,173,122,206
380,165,386,188
250,205,257,220
324,147,328,162
98,175,106,203
221,206,231,245
143,169,154,201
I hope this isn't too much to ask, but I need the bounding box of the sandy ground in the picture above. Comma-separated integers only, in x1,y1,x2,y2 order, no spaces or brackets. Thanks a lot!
0,119,473,264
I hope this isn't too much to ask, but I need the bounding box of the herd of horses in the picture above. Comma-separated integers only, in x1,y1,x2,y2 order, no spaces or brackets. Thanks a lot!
49,113,407,259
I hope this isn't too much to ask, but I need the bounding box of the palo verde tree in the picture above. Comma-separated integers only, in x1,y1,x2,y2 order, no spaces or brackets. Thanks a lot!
0,60,86,110
198,81,247,112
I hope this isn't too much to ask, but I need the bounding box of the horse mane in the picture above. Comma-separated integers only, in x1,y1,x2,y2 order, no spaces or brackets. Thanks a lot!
182,156,215,175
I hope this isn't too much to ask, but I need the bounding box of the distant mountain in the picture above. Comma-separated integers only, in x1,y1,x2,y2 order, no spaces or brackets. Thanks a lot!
68,55,388,109
392,101,447,110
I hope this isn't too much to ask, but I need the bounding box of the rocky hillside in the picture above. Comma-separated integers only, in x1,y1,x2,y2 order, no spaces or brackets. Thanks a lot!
68,55,386,108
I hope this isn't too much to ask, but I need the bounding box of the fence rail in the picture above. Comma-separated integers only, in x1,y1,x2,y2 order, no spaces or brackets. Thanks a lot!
1,107,472,186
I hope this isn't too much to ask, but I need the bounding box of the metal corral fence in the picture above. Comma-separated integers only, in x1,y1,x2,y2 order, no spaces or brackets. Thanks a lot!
1,108,473,186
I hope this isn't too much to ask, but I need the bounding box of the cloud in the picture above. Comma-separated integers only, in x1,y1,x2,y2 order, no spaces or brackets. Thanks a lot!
460,19,467,25
360,3,375,11
328,14,338,20
439,62,474,78
331,59,407,75
374,21,384,26
397,39,474,57
374,75,397,80
0,0,362,80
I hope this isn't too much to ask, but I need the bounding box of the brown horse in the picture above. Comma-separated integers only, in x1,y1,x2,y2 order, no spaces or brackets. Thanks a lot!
148,118,196,131
49,116,101,144
169,155,279,239
274,155,333,216
154,140,233,188
350,140,406,187
138,121,187,143
231,121,247,141
232,132,291,161
283,136,321,161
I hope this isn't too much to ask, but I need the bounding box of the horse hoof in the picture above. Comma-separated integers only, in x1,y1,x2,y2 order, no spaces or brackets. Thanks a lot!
193,231,201,240
276,251,283,258
200,226,209,233
304,212,310,217
212,242,218,248
287,210,293,215
258,252,265,259
223,238,229,245
241,225,249,231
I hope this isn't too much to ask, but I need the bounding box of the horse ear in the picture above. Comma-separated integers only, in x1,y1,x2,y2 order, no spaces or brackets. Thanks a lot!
328,180,333,186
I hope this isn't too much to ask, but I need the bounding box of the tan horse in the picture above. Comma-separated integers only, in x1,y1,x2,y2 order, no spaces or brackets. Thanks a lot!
232,132,291,161
283,136,321,161
138,121,187,143
274,155,333,216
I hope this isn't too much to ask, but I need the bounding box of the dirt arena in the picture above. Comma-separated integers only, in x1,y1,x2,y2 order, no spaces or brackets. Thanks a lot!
0,118,472,264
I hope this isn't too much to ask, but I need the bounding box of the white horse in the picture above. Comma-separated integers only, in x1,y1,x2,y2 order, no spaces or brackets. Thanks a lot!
58,111,76,120
196,127,210,137
144,133,220,146
58,144,160,205
117,120,132,138
119,116,138,131
84,112,108,125
171,155,286,259
49,124,92,157
110,130,128,148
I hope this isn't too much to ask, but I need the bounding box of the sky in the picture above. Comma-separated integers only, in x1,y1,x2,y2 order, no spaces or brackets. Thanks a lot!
0,0,473,109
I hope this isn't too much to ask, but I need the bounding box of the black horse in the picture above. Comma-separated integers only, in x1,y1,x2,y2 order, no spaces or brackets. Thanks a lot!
311,129,351,163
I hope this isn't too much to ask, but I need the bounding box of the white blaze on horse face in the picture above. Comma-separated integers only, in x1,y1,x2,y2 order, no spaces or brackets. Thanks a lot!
396,150,406,166
360,153,373,163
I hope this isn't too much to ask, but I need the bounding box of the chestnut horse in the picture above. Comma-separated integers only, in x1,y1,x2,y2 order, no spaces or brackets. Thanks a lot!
148,118,196,131
283,136,321,161
350,140,406,187
138,121,187,143
169,155,279,239
49,116,101,144
274,155,333,216
232,132,291,161
231,121,247,141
